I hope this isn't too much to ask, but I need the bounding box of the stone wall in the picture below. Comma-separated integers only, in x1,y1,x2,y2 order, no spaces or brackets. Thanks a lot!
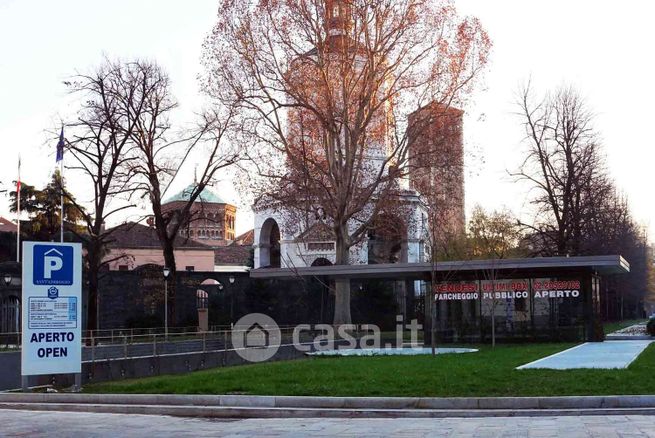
0,343,317,391
97,268,341,330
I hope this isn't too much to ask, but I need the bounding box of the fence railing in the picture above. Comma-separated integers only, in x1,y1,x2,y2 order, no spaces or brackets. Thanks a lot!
0,325,265,349
82,327,316,362
0,325,315,359
83,326,222,343
0,331,20,350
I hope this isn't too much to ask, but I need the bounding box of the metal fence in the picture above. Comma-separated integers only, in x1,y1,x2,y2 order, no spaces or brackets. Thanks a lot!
1,325,236,349
0,325,317,362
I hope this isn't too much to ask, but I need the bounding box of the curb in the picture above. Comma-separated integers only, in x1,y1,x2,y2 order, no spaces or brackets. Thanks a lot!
1,402,655,418
1,393,655,418
606,335,653,341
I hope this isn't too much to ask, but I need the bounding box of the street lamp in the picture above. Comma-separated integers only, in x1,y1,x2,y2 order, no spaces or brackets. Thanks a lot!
163,267,171,340
227,277,237,324
3,273,12,287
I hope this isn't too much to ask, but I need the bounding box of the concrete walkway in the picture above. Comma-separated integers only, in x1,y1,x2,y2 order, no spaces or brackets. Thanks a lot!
517,341,653,370
2,409,655,437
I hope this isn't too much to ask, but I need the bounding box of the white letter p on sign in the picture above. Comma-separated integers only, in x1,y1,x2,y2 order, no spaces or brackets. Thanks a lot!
44,255,63,279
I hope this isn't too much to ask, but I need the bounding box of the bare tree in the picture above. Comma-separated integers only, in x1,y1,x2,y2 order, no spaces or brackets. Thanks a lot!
514,83,652,320
513,84,610,256
204,0,491,324
61,59,144,332
586,190,651,320
122,60,241,325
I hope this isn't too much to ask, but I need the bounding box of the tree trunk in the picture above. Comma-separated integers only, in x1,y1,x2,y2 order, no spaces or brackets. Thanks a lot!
87,271,98,335
86,242,101,337
333,279,351,325
333,227,352,325
426,268,437,351
491,304,496,348
163,239,177,326
431,296,436,356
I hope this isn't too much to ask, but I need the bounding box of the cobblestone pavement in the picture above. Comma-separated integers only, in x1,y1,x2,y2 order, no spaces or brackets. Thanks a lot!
2,410,655,437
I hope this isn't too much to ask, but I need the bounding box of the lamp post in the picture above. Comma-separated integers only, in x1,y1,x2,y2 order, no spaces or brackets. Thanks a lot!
228,276,236,324
216,281,232,326
3,274,15,333
163,267,170,341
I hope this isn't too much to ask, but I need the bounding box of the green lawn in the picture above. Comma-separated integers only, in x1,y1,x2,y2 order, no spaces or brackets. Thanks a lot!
85,343,655,397
603,319,646,335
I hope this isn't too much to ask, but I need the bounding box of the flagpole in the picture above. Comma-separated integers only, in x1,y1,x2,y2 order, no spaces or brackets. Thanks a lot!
60,157,64,242
55,126,65,242
16,155,21,262
58,126,65,243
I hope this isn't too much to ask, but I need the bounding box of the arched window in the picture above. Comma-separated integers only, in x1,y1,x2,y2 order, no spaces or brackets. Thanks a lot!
368,214,407,264
259,218,281,268
311,257,333,267
196,289,209,309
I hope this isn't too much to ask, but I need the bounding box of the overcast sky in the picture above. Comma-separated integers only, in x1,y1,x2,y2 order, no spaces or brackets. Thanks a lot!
0,0,653,241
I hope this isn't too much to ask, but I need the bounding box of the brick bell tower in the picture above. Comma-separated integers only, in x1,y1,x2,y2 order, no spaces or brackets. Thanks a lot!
324,0,353,51
325,0,352,35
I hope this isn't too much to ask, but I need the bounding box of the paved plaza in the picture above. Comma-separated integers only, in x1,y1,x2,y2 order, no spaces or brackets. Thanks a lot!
2,410,655,437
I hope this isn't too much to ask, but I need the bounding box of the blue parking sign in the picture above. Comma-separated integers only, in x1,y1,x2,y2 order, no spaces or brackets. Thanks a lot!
33,244,74,286
23,241,82,376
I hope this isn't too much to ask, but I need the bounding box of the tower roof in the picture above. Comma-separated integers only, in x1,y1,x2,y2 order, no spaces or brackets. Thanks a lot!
163,184,229,205
106,222,210,249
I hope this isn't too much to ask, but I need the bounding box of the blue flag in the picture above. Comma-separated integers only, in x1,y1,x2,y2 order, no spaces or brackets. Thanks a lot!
56,127,64,162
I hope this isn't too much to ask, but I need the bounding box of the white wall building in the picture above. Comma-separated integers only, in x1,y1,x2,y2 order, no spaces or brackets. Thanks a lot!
253,191,426,270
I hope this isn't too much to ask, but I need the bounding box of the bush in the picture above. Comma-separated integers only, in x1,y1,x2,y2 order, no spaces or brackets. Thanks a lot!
647,317,655,336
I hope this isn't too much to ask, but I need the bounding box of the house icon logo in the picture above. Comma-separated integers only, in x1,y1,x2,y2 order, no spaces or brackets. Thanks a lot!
232,313,281,363
244,322,270,348
33,245,74,286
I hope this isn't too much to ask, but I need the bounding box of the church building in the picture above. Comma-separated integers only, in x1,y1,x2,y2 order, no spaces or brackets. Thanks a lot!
252,1,465,271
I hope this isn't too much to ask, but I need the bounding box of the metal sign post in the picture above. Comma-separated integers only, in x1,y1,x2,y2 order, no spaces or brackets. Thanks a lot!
21,242,82,391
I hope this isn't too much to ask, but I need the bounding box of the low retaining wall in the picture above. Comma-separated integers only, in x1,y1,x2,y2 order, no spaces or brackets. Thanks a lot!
0,352,20,392
3,393,655,419
1,344,310,391
3,393,655,410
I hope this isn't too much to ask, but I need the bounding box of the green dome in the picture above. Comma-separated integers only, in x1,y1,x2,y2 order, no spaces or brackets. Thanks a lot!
163,184,228,205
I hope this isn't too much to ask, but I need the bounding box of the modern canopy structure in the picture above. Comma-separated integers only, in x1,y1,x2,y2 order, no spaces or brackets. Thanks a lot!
251,255,630,343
